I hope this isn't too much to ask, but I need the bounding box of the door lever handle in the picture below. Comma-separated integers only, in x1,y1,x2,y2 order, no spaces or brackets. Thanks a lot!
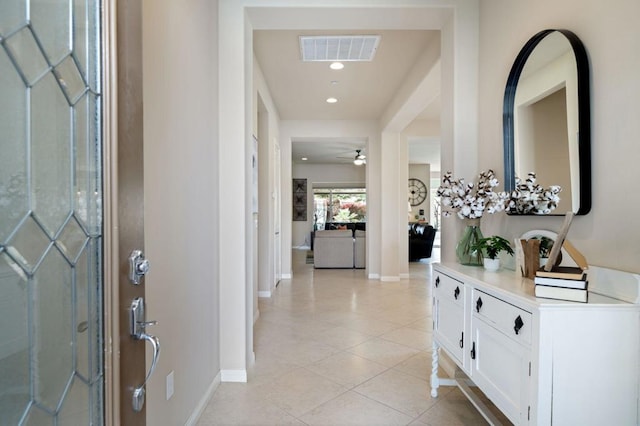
129,297,161,412
132,332,161,412
130,298,157,338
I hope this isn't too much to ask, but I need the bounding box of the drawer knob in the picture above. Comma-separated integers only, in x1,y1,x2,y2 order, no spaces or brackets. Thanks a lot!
435,277,440,287
514,315,524,335
454,286,460,300
476,297,483,313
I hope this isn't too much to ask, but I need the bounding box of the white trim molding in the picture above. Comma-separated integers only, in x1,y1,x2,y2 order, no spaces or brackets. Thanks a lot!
368,273,380,280
258,291,271,298
185,371,221,426
221,369,248,383
381,276,401,282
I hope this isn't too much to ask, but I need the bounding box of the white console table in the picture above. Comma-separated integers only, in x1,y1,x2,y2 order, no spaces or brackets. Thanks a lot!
431,262,640,425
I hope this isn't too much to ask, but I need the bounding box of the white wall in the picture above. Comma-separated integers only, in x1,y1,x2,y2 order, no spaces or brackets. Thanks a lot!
478,0,640,272
254,58,281,300
291,163,366,248
379,131,402,281
409,164,431,220
142,0,219,423
218,0,248,381
403,119,439,222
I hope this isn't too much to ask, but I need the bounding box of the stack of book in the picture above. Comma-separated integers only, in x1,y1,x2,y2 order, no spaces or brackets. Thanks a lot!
534,266,588,302
531,213,590,302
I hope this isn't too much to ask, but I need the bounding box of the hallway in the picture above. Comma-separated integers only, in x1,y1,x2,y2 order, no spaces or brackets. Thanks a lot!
198,250,491,425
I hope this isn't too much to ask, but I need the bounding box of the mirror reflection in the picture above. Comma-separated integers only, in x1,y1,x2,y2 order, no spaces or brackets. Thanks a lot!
503,29,591,215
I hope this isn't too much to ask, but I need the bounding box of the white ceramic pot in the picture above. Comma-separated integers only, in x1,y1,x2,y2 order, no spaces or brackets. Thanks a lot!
483,258,500,271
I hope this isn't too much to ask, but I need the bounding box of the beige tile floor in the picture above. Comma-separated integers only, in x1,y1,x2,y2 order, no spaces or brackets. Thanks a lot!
198,249,496,425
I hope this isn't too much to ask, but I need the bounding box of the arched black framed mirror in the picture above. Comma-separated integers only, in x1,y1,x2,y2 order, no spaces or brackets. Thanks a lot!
503,29,591,215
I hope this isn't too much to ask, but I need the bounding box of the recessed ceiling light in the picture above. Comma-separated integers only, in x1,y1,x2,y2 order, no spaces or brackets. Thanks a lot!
326,97,338,104
331,80,339,85
329,62,344,70
301,157,308,161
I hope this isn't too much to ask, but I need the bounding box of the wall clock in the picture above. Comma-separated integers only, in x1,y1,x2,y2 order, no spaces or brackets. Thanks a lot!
408,178,428,206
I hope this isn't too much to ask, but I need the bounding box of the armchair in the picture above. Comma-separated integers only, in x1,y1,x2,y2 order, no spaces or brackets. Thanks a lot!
409,223,436,261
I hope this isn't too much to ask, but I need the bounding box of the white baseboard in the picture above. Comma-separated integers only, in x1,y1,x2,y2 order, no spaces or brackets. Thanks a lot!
368,273,380,280
399,273,410,279
220,369,247,383
380,276,400,282
258,291,271,298
281,273,292,279
185,371,220,426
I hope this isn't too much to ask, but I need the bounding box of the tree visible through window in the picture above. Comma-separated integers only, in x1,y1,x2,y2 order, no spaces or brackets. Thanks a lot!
313,188,366,230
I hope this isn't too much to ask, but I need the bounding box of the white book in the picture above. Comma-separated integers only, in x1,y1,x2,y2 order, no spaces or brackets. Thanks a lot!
534,276,588,290
534,284,588,303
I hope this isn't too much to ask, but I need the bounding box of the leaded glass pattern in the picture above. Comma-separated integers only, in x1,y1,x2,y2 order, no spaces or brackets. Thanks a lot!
0,0,103,423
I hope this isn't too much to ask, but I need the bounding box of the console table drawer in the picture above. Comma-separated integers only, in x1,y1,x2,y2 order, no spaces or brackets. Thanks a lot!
434,272,464,306
472,290,532,345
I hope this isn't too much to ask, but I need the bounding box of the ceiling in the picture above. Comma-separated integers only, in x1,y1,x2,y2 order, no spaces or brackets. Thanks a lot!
253,29,441,167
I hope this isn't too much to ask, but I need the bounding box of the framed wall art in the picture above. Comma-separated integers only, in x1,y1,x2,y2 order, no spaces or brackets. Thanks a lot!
292,178,307,221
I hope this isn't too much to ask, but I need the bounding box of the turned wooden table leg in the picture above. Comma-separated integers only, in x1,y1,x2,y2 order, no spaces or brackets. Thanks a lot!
431,340,439,397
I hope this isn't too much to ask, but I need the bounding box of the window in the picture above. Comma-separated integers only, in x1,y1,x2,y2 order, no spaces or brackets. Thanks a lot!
313,188,366,229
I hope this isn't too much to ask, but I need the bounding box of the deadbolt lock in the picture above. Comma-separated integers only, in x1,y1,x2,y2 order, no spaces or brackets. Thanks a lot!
129,250,150,285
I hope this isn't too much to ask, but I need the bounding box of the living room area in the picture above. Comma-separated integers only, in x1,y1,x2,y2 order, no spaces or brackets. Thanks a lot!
291,140,441,271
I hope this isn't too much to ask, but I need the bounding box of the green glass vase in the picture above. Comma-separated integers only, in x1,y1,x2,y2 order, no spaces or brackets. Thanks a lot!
456,218,484,266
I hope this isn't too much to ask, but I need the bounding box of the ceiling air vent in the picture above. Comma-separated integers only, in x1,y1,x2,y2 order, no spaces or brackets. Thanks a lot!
299,35,381,62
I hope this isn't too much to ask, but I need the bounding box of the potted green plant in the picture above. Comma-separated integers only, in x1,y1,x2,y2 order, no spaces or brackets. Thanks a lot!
471,235,515,271
536,236,555,267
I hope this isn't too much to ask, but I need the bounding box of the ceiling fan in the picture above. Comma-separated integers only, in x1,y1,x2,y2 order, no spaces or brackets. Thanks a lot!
353,149,366,166
335,148,366,165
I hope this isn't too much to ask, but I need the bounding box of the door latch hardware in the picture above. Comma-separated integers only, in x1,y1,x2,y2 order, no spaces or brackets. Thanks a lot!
129,297,160,412
129,250,150,285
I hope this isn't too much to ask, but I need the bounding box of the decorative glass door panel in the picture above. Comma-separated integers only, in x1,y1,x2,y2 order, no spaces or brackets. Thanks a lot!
0,0,103,424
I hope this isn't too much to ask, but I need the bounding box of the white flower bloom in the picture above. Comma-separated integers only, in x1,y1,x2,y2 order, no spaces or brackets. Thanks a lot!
438,171,498,218
506,172,562,214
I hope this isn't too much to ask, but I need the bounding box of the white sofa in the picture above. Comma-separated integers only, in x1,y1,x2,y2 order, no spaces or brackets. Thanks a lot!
313,230,354,268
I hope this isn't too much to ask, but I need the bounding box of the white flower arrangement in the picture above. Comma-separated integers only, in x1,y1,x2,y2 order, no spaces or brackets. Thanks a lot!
436,170,508,219
505,172,562,215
